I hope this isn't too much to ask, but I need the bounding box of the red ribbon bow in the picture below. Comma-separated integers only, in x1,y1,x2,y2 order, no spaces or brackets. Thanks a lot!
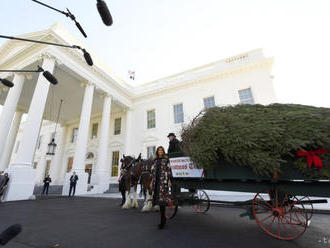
296,149,327,168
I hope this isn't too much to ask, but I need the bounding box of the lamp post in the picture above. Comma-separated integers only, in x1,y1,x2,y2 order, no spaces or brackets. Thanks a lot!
0,35,93,66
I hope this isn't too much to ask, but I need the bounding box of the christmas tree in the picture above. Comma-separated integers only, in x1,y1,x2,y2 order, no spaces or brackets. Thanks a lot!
181,104,330,178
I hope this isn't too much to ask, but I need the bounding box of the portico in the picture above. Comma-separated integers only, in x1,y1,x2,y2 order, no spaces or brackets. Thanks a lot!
0,23,132,201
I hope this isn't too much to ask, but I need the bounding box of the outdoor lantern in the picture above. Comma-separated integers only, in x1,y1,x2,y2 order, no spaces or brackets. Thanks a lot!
46,99,63,156
46,138,57,156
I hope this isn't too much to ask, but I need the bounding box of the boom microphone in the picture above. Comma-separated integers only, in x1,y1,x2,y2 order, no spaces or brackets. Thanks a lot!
97,0,113,26
83,49,94,66
75,22,87,38
0,224,22,246
0,78,14,88
43,71,58,85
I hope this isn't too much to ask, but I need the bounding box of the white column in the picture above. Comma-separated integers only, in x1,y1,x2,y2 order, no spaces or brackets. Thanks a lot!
62,83,94,196
124,108,133,155
0,74,25,160
94,94,112,193
49,126,68,185
0,111,23,171
5,57,55,201
35,156,47,184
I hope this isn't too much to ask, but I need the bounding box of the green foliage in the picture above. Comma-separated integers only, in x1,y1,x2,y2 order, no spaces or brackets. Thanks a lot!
181,104,330,178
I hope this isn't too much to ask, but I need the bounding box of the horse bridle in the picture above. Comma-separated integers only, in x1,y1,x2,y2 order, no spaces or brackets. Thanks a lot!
122,157,140,172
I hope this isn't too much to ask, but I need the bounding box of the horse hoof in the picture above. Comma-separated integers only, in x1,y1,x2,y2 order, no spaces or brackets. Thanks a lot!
132,202,139,208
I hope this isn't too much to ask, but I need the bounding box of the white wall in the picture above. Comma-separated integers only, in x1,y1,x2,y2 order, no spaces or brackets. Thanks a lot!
9,50,277,186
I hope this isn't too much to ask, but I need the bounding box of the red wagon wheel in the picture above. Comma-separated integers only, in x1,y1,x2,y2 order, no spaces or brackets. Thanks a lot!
192,190,210,214
294,195,313,221
165,201,178,219
252,189,308,240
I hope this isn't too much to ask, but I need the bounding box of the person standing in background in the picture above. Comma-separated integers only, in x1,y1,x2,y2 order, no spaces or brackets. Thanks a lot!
69,171,78,197
42,175,52,195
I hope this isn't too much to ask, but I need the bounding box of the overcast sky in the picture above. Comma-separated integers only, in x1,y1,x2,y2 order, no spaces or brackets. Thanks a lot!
1,0,330,107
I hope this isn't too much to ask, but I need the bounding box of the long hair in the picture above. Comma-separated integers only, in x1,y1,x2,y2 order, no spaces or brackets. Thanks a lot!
154,146,168,159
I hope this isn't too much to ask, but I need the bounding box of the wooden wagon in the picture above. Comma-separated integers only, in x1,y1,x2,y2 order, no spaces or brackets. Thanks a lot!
167,152,330,240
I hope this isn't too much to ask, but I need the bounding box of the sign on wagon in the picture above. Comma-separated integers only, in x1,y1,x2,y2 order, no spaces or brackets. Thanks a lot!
169,157,204,178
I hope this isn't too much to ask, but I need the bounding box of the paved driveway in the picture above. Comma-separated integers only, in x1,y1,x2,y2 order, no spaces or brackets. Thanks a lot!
0,197,329,248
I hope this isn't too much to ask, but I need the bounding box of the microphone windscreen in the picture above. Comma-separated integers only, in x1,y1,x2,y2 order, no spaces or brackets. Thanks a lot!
0,78,14,88
97,0,113,26
43,71,58,85
83,50,94,66
0,224,22,245
76,22,87,38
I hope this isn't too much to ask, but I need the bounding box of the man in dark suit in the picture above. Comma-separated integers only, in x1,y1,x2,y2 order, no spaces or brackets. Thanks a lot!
42,175,52,195
69,171,78,197
167,133,182,154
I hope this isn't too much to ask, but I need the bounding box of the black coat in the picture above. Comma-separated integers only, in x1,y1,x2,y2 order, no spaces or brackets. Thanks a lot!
43,177,52,185
70,175,78,185
167,138,182,154
119,175,126,192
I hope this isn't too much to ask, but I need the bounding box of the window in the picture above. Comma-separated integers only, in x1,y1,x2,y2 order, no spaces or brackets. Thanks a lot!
173,103,184,124
33,162,38,169
238,88,255,104
114,118,121,135
203,96,215,109
15,141,20,153
111,151,119,177
72,128,78,143
91,123,98,139
147,110,156,129
147,146,156,159
38,135,43,150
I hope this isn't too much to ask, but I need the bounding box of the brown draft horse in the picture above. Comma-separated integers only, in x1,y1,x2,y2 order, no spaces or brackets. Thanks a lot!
120,154,154,211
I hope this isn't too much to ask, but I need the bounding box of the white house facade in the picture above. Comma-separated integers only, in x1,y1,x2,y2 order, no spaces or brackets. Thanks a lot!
0,23,276,201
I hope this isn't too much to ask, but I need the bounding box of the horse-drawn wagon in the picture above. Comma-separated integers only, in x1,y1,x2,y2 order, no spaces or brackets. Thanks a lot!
168,152,330,240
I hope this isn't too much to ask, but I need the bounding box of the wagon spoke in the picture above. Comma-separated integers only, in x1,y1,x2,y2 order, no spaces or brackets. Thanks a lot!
267,216,276,231
277,217,281,237
280,193,289,208
257,194,273,209
275,189,279,207
267,191,275,207
260,214,274,223
254,201,272,210
280,217,293,237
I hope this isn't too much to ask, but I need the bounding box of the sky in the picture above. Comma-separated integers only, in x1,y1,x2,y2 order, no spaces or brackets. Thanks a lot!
0,0,330,107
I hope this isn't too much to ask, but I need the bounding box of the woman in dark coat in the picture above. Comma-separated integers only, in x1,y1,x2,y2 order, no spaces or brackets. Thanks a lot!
151,146,173,229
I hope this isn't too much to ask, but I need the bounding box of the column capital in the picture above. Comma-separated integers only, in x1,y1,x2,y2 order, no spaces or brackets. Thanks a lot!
80,81,95,88
123,107,134,113
40,53,58,63
100,92,112,99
